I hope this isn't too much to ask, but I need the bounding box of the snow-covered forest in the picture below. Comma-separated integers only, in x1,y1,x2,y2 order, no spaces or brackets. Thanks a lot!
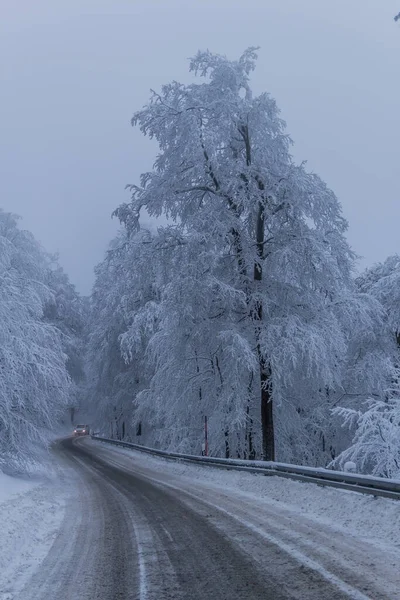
4,49,400,477
0,210,86,470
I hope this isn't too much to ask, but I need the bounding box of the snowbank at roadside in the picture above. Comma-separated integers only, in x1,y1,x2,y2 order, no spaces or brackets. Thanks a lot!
90,438,400,552
0,472,40,504
0,456,72,599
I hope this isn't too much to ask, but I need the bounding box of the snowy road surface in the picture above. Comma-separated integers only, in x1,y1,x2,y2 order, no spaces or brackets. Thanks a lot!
9,437,400,600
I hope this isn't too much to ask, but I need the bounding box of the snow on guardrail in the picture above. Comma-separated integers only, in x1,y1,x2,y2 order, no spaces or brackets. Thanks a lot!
91,435,400,500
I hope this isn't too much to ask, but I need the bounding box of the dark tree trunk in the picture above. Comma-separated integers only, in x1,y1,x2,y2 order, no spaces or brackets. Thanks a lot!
261,370,275,461
236,432,241,459
242,123,275,462
248,432,255,460
254,199,275,461
205,123,276,462
225,429,230,458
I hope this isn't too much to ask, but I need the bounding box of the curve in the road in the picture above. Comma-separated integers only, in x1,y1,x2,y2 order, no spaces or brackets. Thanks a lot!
18,437,391,600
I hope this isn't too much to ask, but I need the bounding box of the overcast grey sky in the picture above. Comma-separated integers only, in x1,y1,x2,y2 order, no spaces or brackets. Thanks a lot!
1,1,400,294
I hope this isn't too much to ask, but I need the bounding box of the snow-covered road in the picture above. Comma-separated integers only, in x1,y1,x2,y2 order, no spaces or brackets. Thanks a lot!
4,437,400,599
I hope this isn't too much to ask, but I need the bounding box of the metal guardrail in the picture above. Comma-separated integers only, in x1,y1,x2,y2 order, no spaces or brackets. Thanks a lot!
91,435,400,500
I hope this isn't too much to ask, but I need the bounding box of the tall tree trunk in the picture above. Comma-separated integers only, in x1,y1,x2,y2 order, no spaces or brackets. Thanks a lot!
202,127,276,458
241,123,275,461
254,198,275,461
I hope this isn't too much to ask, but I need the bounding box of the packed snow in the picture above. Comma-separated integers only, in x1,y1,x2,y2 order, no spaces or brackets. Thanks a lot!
0,461,71,599
0,472,39,504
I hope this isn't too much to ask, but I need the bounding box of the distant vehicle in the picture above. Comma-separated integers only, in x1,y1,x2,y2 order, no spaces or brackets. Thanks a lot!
73,424,90,436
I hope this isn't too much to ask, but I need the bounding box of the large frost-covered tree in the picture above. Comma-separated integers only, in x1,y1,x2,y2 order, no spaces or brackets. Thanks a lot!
114,48,376,461
0,211,73,470
332,257,400,476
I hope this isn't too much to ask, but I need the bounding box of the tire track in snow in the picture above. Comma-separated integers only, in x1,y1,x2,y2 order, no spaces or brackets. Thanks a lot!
73,439,368,599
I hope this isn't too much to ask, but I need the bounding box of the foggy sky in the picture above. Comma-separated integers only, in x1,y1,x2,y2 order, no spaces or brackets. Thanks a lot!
1,1,400,294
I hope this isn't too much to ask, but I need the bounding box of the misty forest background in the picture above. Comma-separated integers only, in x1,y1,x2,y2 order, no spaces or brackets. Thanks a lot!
3,48,400,478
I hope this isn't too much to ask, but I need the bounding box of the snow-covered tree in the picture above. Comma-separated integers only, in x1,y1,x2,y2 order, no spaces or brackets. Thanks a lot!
119,224,259,456
0,211,72,470
356,255,400,348
84,229,157,441
114,48,374,461
333,379,400,478
332,257,400,476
